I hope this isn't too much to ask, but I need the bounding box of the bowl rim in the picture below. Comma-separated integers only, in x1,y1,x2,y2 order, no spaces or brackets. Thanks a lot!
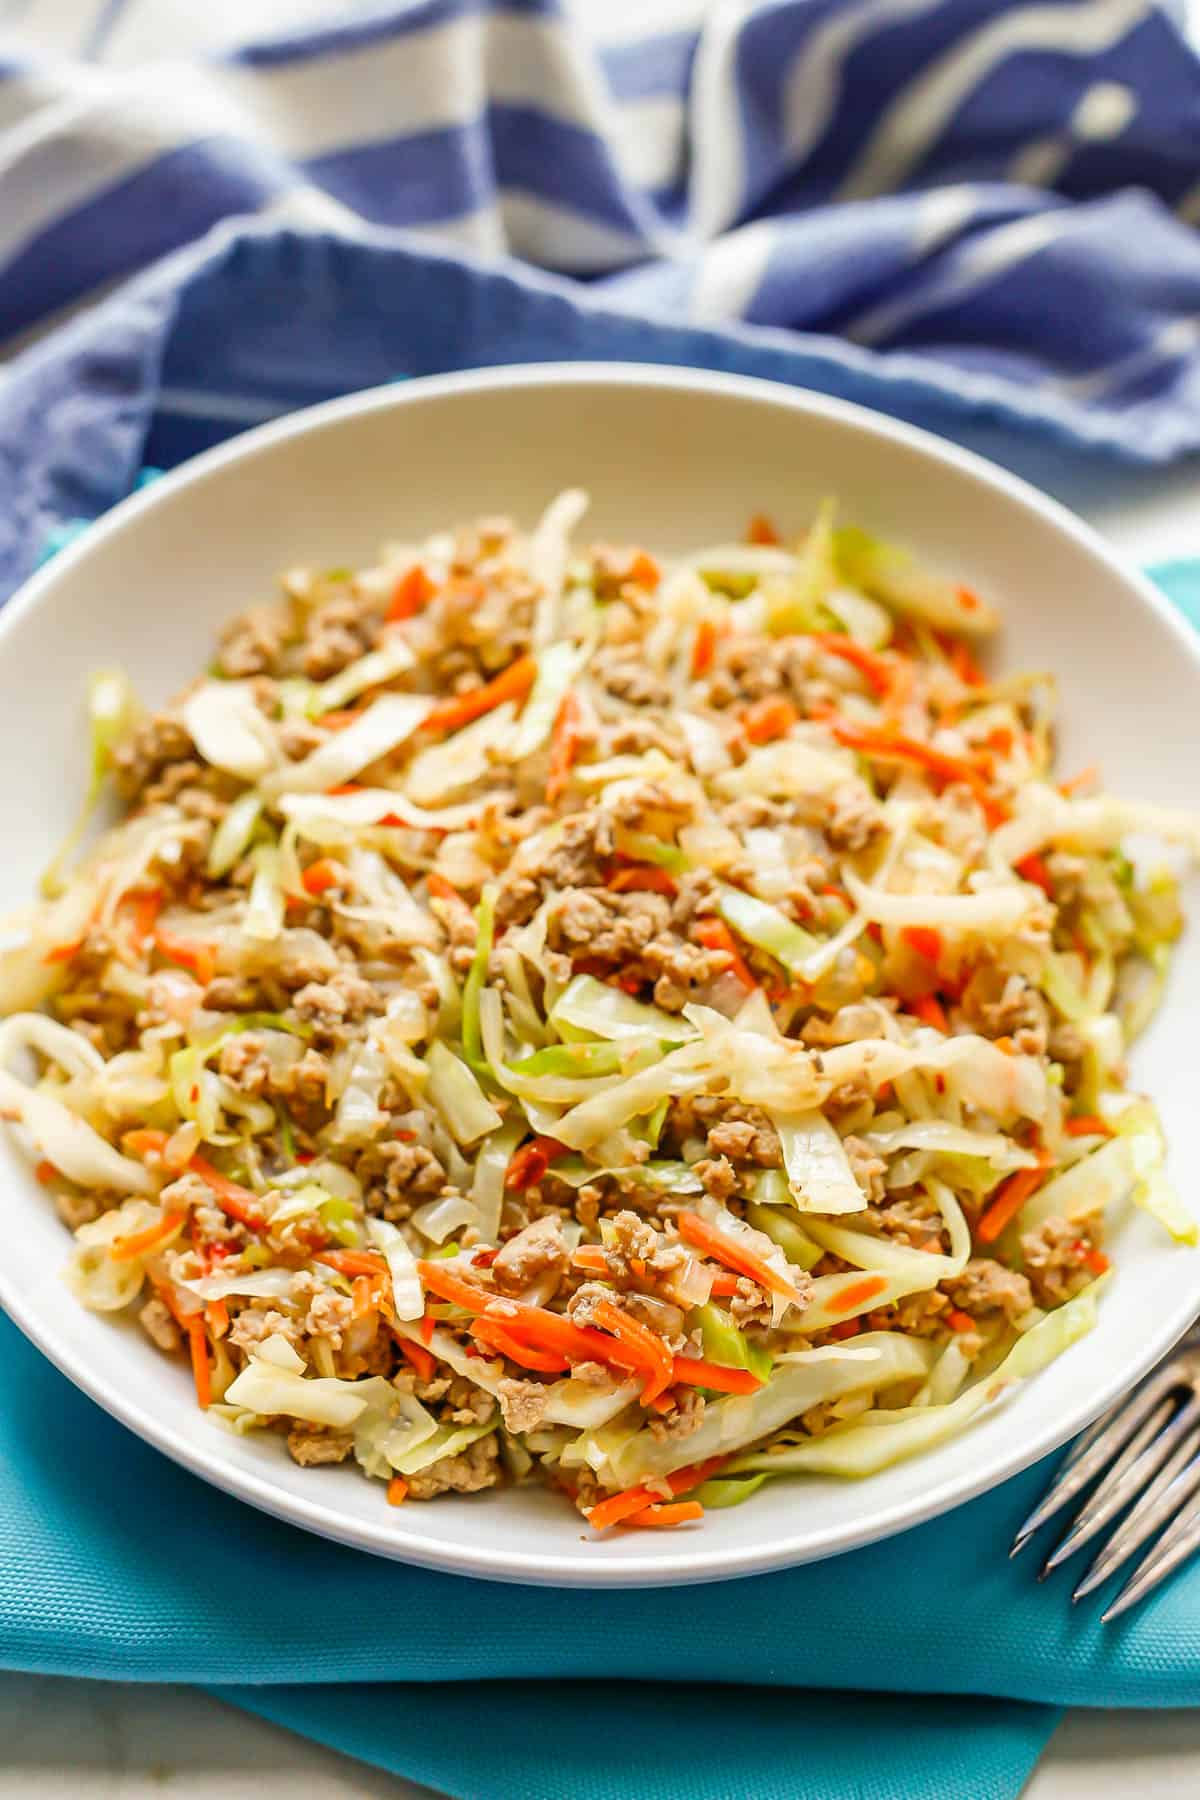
3,359,1199,1588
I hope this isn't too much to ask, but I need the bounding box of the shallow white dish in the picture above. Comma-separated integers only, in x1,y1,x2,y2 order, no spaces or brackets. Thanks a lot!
0,363,1197,1588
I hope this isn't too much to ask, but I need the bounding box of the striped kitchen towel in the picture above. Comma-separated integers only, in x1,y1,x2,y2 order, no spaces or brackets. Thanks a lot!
4,0,1200,470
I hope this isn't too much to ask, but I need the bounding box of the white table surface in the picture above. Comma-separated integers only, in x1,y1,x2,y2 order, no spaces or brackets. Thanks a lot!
6,4,1200,1796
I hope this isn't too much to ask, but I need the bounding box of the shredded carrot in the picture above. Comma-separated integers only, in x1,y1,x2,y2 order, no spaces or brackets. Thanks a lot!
947,636,986,689
471,1317,570,1373
746,513,780,546
110,1210,186,1263
586,1456,727,1531
608,865,677,897
505,1135,568,1191
946,1308,976,1334
386,564,437,623
387,1476,410,1506
186,1317,211,1410
1064,1114,1113,1138
977,1155,1053,1244
122,1126,169,1159
419,1312,436,1345
153,928,217,989
811,633,893,697
671,1356,763,1395
425,871,460,903
742,695,799,744
956,586,983,615
397,1335,437,1382
317,708,368,733
1059,763,1099,798
43,938,83,964
187,1153,267,1231
1083,1247,1110,1276
694,917,757,990
629,551,661,590
677,1211,804,1303
619,1501,704,1529
123,887,163,952
591,1297,675,1404
301,858,346,897
424,654,537,735
546,689,584,805
910,993,949,1033
834,1275,889,1313
707,1271,741,1297
830,717,1006,825
570,1246,612,1278
1016,852,1054,896
691,617,720,677
34,1159,57,1186
206,1299,230,1340
901,925,942,966
415,1260,490,1313
881,655,915,727
314,1248,389,1279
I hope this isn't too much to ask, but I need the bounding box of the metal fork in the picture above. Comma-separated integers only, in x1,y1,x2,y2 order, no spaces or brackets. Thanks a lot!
1010,1324,1200,1621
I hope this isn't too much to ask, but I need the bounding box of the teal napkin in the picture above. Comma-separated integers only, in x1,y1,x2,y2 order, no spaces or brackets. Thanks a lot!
0,563,1195,1800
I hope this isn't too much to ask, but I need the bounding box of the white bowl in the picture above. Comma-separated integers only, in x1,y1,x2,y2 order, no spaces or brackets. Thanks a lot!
1,364,1198,1588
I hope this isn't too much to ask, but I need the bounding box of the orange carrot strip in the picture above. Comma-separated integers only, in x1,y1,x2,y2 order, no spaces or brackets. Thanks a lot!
1016,853,1054,896
910,994,949,1033
629,551,661,590
43,938,83,964
691,618,719,677
301,858,346,896
671,1356,764,1395
586,1456,728,1531
608,866,678,897
977,1157,1052,1244
811,633,893,697
1083,1248,1110,1276
186,1317,211,1410
110,1210,186,1263
546,690,584,805
396,1335,437,1382
677,1211,804,1304
206,1299,230,1339
123,887,163,951
424,654,536,735
901,926,942,966
1064,1114,1114,1138
742,696,799,744
619,1501,704,1529
187,1154,267,1231
387,565,437,623
694,918,757,991
34,1160,57,1186
746,513,780,546
471,1318,570,1374
425,871,460,903
387,1476,409,1506
835,1275,889,1313
591,1297,674,1404
570,1246,612,1277
153,928,217,989
1059,763,1099,797
314,1249,389,1279
946,1309,976,1333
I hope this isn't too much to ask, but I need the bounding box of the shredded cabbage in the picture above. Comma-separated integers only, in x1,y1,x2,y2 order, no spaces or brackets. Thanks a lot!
182,681,275,781
366,1217,424,1318
262,694,432,798
775,1109,866,1214
41,668,139,898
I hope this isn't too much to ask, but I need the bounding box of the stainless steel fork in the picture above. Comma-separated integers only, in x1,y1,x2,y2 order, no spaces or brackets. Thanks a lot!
1010,1324,1200,1620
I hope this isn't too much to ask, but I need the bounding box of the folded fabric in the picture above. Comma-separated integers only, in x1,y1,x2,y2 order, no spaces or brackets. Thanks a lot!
6,0,1200,482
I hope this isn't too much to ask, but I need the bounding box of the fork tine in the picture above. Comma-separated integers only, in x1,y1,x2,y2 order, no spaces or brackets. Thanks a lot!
1072,1427,1200,1601
1010,1361,1186,1556
1036,1389,1194,1576
1101,1486,1200,1623
1041,1394,1200,1576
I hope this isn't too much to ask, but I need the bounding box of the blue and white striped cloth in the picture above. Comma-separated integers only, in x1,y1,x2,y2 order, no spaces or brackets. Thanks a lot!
4,0,1200,592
